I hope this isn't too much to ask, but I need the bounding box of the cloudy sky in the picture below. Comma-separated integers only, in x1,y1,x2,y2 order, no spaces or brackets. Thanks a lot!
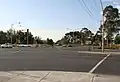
0,0,120,41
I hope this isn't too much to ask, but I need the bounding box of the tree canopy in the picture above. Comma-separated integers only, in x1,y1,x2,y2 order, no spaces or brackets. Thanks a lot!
47,38,54,46
101,5,120,46
56,27,95,45
114,34,120,44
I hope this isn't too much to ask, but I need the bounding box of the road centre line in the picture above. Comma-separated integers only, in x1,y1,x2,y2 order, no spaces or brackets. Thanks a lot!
89,53,111,73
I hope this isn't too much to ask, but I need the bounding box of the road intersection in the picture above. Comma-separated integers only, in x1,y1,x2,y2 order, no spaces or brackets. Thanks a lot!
0,47,119,82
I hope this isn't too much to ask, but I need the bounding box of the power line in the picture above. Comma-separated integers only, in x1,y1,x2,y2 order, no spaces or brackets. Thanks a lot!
93,0,97,6
92,0,98,11
81,0,93,16
79,0,92,16
100,0,104,10
78,0,99,22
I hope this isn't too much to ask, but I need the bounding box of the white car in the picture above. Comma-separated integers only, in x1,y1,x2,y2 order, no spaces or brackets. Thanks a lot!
1,44,7,48
18,44,31,47
18,44,25,47
62,45,67,47
1,43,13,48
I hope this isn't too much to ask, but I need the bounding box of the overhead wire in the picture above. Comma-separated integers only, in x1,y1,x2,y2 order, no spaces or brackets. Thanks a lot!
81,0,93,16
93,0,97,7
100,0,104,11
78,0,99,22
92,0,98,11
78,0,92,17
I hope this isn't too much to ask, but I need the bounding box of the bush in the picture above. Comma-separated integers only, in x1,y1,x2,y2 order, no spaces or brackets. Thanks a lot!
97,45,120,49
110,45,120,49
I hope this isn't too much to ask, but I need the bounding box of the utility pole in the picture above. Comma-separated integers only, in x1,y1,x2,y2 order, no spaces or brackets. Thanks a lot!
27,29,29,45
11,24,13,44
101,19,104,52
73,31,75,43
100,0,104,52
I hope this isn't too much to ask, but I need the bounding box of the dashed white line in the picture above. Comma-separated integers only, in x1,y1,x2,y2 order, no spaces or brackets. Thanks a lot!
89,53,111,73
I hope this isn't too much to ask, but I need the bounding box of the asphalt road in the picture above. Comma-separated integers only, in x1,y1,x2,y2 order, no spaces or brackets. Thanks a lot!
94,54,120,76
0,47,119,76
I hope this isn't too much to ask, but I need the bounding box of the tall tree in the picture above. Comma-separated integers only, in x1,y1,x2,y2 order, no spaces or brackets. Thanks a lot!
15,30,34,44
63,27,94,45
0,31,7,44
47,38,54,46
34,36,43,44
93,30,102,46
114,34,120,44
80,27,93,45
6,28,15,43
103,5,120,47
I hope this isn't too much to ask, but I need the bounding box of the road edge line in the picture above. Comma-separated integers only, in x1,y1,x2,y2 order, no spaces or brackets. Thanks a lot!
89,53,111,73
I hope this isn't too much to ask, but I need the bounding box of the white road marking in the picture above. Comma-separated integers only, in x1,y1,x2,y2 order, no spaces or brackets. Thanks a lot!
89,53,111,73
77,51,108,54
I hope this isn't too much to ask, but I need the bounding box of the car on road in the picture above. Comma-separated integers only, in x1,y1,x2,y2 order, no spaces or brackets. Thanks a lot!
1,43,13,48
19,44,26,47
18,44,32,47
56,44,62,46
62,45,67,47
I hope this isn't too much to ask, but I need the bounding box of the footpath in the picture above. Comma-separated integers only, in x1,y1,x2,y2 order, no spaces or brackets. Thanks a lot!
0,71,120,82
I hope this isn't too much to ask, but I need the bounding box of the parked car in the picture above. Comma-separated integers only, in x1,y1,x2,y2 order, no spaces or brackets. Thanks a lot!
1,44,7,48
23,44,30,47
62,45,67,47
56,44,62,46
19,44,25,47
1,43,13,48
18,44,32,47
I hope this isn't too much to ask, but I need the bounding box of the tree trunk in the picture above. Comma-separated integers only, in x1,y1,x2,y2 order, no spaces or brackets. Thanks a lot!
106,38,109,48
80,38,82,45
110,39,112,48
